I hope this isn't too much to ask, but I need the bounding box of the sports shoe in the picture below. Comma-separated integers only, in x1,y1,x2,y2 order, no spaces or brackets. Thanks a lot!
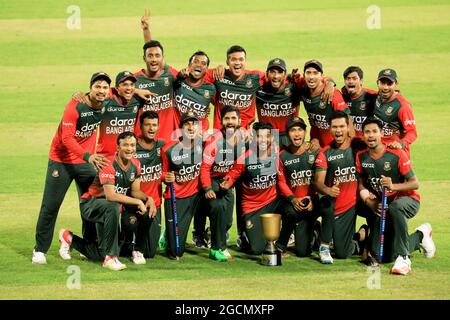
319,244,333,264
192,233,208,248
32,250,47,264
222,248,233,260
391,255,411,275
236,232,250,251
205,227,212,248
58,229,72,260
103,256,127,271
209,248,228,262
131,250,146,265
287,232,295,248
415,223,436,258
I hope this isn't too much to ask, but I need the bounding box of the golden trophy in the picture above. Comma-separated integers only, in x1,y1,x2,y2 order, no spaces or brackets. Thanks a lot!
260,213,282,266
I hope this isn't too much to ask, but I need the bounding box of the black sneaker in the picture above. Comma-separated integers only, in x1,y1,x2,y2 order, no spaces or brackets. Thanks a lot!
192,233,208,248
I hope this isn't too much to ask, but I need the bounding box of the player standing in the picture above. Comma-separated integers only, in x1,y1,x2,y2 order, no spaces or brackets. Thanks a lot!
374,69,417,157
356,117,435,275
32,72,111,264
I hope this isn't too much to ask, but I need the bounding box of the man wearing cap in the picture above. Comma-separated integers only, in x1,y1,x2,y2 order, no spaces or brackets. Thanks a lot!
276,117,321,257
96,71,145,161
32,72,111,264
341,66,378,140
161,111,204,259
256,58,301,148
374,68,417,157
298,59,354,148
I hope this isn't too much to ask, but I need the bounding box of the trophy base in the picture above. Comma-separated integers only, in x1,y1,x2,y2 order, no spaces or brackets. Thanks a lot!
260,251,282,266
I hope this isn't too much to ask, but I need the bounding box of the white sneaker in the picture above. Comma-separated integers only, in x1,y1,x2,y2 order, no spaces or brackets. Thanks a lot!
287,232,295,248
222,248,233,260
319,244,333,264
132,250,146,265
391,255,411,275
58,229,72,260
103,256,127,271
32,250,47,264
415,223,436,258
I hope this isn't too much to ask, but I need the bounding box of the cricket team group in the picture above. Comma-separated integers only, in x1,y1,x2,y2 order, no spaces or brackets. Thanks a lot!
31,13,436,275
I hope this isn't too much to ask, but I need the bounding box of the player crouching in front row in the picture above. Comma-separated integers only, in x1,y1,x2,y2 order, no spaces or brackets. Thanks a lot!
58,131,156,271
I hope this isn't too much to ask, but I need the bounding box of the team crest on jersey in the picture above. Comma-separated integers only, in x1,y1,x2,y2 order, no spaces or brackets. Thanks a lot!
360,101,366,111
101,107,106,114
308,154,315,164
285,88,291,97
385,106,394,116
52,170,59,178
246,80,253,88
319,101,326,109
130,172,136,181
164,77,169,87
157,147,161,157
133,106,138,113
246,220,254,230
384,161,391,171
204,90,210,99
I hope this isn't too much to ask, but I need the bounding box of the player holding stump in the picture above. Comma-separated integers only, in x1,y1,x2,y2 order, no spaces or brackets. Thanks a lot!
119,111,164,264
200,106,246,261
58,131,156,271
356,117,435,275
32,72,111,264
276,117,321,257
161,112,204,259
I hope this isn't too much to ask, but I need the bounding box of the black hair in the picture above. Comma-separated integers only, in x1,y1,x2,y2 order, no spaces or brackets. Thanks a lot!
188,50,210,67
253,122,273,132
220,105,240,119
226,45,246,59
143,40,164,55
343,66,364,79
362,116,383,131
140,110,159,126
117,131,137,146
329,111,349,125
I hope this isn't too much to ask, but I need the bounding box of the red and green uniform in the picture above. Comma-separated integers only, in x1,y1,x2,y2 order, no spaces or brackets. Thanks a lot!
341,87,377,139
204,69,265,130
173,79,216,131
72,156,141,261
356,146,421,261
277,148,321,256
200,130,246,250
374,92,417,156
134,65,178,143
224,146,293,254
301,88,349,147
315,141,359,258
120,140,165,258
256,82,300,146
96,90,142,160
161,139,203,258
35,98,105,253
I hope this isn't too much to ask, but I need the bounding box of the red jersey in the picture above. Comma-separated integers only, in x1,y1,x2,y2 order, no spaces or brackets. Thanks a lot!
49,99,104,164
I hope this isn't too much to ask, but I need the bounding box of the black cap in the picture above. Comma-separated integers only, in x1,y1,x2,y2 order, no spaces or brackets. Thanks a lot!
285,116,307,131
180,111,199,127
267,58,287,72
377,68,398,82
90,72,111,87
115,71,137,86
303,59,323,73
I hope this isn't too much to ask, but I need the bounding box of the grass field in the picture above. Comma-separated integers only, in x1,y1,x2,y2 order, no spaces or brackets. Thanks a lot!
0,0,449,300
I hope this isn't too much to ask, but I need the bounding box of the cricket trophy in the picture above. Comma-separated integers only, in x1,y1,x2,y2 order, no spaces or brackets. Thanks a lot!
260,213,282,266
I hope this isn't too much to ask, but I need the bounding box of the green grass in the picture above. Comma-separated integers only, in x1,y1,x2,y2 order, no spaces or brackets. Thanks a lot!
0,0,449,300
